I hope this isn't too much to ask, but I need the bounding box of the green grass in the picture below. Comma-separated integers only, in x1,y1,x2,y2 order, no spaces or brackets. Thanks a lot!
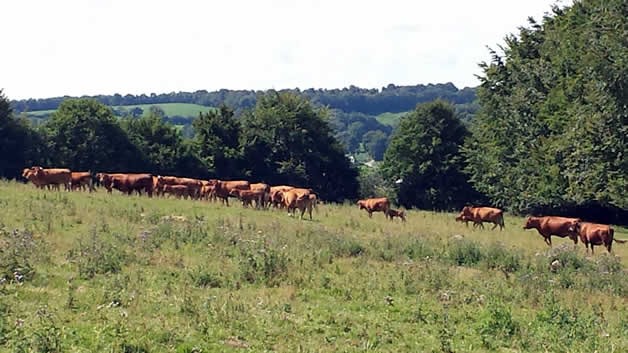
22,103,215,120
375,111,408,127
0,180,626,352
114,103,215,117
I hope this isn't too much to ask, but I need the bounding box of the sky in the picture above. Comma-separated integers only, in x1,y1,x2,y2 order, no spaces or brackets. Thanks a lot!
1,0,570,100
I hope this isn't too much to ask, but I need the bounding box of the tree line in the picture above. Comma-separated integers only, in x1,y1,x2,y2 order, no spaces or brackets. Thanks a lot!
11,83,476,117
2,0,625,223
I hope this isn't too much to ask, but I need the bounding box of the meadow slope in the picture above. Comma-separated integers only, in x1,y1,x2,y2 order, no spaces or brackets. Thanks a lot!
0,181,626,353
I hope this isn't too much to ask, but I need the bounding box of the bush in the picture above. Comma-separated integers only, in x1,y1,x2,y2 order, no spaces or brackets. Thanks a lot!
448,239,483,266
484,242,521,273
239,243,289,287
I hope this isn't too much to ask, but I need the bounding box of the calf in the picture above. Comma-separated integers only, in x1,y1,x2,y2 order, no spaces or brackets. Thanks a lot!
386,209,406,222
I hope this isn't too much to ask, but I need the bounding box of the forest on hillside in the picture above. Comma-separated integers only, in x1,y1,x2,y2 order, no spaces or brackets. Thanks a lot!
11,83,479,160
1,0,626,223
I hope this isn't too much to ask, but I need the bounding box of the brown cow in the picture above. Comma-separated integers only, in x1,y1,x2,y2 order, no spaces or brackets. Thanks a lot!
386,208,406,222
577,222,626,254
357,197,390,218
249,183,271,208
162,184,189,199
97,173,153,197
282,189,316,219
523,216,581,246
269,185,295,209
71,172,95,192
156,176,202,199
212,180,251,206
455,206,504,231
23,168,49,189
28,167,72,191
231,189,266,208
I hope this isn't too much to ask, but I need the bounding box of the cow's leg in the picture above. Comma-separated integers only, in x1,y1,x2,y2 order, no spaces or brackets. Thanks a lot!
368,211,372,218
491,222,498,230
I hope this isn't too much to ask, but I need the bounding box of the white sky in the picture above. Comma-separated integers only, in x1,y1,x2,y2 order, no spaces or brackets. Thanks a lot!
1,0,569,100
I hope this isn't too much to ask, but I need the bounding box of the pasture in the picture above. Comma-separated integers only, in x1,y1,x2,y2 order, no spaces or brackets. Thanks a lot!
0,180,626,353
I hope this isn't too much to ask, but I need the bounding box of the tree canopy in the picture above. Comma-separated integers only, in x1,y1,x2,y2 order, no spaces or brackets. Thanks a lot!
240,92,359,201
42,99,145,172
465,0,627,214
381,100,478,210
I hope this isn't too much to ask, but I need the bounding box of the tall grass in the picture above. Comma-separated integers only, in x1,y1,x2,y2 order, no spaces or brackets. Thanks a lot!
0,180,626,352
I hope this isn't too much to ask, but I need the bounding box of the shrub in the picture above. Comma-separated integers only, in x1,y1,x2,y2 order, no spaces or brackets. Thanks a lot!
239,243,289,287
484,242,521,273
448,239,483,266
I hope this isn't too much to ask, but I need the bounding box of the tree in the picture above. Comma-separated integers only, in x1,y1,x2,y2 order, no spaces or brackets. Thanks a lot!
465,0,627,215
381,100,479,210
0,89,44,179
362,130,388,161
42,99,145,172
192,105,242,178
122,109,205,177
240,91,359,201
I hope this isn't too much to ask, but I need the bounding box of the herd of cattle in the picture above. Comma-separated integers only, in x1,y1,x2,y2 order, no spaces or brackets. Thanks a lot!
20,166,625,254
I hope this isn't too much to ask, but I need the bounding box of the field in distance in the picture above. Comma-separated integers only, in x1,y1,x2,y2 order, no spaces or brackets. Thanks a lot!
24,102,214,118
0,181,626,352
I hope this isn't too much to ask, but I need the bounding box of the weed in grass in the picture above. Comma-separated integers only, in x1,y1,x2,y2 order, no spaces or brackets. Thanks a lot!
0,227,39,283
476,300,519,349
448,238,483,266
67,226,126,279
32,306,62,353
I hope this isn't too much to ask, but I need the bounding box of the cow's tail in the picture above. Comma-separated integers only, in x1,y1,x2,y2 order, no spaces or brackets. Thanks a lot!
607,228,627,244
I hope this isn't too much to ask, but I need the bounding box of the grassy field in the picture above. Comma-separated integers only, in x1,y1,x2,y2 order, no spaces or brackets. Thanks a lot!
0,181,626,352
22,103,214,119
375,112,408,127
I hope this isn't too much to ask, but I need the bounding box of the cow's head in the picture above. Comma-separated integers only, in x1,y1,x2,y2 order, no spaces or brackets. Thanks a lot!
22,168,32,178
523,216,535,230
357,200,365,210
567,219,582,234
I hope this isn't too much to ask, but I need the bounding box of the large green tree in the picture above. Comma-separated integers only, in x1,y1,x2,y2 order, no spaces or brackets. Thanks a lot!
0,89,44,179
382,100,478,210
193,105,242,178
122,108,205,177
465,0,627,213
240,92,359,201
43,99,144,172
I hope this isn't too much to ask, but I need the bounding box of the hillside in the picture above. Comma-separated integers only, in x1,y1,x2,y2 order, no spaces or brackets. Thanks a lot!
12,84,478,160
0,181,626,352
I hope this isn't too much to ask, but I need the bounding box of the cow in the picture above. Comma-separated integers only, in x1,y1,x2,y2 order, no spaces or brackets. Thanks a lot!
97,173,153,197
230,189,266,208
282,189,316,220
357,197,390,218
156,176,202,199
212,180,251,206
455,206,504,231
26,167,72,191
71,171,95,192
22,168,48,189
269,185,295,209
249,183,271,208
386,208,406,222
577,222,626,254
523,216,581,246
162,184,189,199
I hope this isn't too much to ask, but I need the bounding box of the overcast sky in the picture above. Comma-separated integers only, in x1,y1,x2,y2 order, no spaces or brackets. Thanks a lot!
2,0,569,100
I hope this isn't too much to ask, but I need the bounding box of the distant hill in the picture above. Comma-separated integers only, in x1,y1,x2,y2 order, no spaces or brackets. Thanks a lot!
11,83,478,160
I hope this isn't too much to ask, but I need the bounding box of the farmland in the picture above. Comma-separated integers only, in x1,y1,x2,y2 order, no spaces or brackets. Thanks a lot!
0,181,626,352
23,103,214,120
